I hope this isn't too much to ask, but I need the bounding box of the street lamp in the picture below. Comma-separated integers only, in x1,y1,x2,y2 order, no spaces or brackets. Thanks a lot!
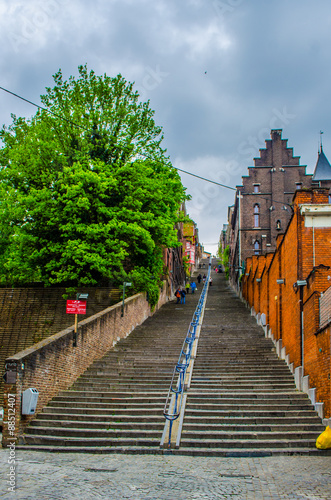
121,282,132,317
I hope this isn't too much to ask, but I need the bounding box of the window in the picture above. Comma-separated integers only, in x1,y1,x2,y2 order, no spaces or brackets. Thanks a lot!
254,241,260,255
254,204,260,227
276,220,281,230
253,184,260,193
296,182,302,190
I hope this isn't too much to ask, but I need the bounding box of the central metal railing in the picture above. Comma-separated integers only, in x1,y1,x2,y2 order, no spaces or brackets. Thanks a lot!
161,262,211,449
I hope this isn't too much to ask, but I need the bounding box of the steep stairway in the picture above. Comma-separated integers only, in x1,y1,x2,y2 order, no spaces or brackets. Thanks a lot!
178,273,326,456
18,289,201,453
17,268,327,456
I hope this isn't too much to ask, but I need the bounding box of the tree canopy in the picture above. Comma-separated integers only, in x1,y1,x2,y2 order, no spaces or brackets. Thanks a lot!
0,65,188,303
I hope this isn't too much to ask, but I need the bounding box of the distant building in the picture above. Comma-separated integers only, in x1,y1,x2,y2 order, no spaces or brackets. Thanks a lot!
312,144,331,189
227,129,331,287
183,220,200,274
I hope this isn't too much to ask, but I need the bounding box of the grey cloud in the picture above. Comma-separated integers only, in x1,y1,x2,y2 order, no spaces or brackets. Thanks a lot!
1,0,331,252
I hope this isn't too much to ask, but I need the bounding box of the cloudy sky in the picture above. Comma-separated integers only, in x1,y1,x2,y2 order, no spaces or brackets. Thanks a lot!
1,0,331,254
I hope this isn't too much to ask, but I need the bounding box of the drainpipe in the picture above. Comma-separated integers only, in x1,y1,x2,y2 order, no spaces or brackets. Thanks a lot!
300,286,304,369
238,191,242,278
312,217,315,267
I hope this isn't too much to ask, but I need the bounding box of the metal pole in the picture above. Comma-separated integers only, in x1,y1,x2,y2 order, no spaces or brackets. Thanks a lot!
121,283,126,317
73,314,78,347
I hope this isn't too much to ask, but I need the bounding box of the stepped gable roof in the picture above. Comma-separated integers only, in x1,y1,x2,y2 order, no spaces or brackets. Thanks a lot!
312,146,331,181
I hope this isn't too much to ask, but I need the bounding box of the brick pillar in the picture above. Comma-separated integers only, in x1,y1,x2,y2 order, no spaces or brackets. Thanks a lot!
2,361,24,448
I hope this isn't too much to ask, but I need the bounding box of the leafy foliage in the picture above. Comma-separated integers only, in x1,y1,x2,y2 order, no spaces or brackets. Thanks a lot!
0,66,187,304
220,245,230,279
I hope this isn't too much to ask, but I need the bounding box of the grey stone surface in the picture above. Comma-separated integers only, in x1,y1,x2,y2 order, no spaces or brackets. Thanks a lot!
1,448,331,499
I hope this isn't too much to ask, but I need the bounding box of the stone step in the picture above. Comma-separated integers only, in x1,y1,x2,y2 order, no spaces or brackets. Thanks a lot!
72,382,170,389
37,410,323,423
54,393,309,404
52,396,166,404
177,438,319,450
46,401,165,409
26,426,163,438
185,403,314,411
58,389,306,399
15,444,331,457
42,407,163,415
186,392,309,400
21,435,160,447
175,415,323,425
180,430,320,441
190,375,295,381
69,386,167,393
76,375,172,382
20,434,319,450
187,384,297,390
31,419,165,430
183,409,318,417
38,413,165,422
31,419,323,433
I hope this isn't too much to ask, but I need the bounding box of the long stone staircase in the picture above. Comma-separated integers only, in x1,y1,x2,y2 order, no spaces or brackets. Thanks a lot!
18,290,201,453
18,269,328,456
178,282,325,456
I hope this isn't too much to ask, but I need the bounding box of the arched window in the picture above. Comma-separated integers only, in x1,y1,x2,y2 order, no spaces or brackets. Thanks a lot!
276,219,281,230
253,204,260,227
254,241,260,255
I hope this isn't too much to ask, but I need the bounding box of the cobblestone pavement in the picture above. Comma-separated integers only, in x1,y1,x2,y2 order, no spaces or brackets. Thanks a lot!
1,449,331,499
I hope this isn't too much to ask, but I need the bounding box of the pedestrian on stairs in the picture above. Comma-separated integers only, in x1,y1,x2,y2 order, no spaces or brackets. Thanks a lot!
175,288,181,304
180,289,186,304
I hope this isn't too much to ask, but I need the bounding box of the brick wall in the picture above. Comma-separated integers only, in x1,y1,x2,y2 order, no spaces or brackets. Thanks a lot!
2,284,170,447
242,189,331,417
0,286,121,407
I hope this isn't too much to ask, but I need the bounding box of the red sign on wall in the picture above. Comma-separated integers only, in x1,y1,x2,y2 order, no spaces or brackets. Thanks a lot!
66,300,87,315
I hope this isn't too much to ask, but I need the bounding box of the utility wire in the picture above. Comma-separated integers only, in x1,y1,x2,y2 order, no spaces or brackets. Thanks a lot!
0,86,91,133
0,86,239,191
174,167,236,191
0,85,296,210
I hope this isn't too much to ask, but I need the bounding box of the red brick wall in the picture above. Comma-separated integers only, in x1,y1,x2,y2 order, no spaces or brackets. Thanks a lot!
242,189,331,417
315,326,331,417
2,285,170,447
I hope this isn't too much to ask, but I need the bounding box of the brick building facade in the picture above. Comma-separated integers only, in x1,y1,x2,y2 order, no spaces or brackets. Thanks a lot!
228,129,313,285
242,189,331,418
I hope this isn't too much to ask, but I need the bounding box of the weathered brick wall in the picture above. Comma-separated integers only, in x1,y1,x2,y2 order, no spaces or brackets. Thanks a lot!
278,211,301,365
242,189,331,417
267,248,281,341
2,284,170,447
0,286,121,407
303,271,331,417
315,326,331,417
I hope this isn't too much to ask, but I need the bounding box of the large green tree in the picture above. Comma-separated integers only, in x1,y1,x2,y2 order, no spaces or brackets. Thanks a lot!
0,65,187,303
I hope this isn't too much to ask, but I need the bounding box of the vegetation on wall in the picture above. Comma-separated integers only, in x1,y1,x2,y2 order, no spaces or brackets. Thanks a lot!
218,244,230,279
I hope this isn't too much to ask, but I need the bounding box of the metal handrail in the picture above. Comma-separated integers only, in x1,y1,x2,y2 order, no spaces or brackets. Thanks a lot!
162,263,211,447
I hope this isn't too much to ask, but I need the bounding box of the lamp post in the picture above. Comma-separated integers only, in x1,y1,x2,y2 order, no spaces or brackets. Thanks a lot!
121,282,132,317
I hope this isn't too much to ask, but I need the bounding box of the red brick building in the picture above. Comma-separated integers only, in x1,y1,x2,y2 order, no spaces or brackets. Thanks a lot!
242,189,331,418
228,130,313,285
